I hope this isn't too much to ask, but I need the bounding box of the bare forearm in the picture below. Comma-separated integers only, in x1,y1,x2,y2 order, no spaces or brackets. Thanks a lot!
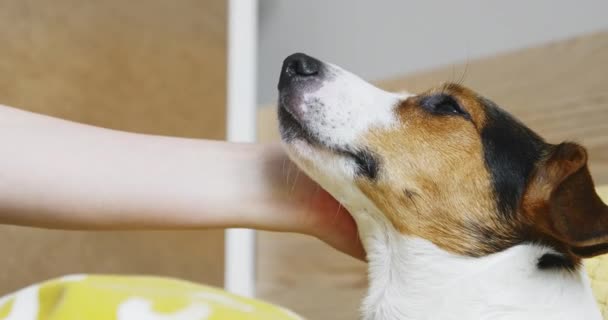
0,105,364,259
0,105,284,230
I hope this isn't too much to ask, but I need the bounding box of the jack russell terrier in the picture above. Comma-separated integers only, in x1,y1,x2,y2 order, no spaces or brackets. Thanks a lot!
277,53,607,320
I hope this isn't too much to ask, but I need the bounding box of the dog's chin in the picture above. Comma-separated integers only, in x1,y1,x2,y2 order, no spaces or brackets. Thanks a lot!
278,103,375,182
278,103,313,144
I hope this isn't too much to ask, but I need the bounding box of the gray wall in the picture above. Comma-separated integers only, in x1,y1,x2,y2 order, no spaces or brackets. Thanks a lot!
258,0,608,105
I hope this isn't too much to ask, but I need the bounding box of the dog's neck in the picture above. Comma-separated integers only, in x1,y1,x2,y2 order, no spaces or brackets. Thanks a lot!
350,209,601,320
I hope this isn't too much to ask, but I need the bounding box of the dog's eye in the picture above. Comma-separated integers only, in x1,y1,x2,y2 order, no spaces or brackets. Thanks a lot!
434,99,463,115
420,94,468,117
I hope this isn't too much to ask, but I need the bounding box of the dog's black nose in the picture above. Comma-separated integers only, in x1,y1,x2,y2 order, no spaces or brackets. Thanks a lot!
278,53,321,90
283,53,320,76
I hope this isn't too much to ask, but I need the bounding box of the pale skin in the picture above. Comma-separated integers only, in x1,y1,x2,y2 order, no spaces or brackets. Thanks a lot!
0,104,364,260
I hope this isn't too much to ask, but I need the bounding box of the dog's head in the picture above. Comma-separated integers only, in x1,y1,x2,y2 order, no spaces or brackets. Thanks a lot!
278,53,608,264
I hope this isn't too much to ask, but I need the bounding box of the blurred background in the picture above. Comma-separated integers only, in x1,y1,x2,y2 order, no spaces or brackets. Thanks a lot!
0,1,606,319
258,0,608,104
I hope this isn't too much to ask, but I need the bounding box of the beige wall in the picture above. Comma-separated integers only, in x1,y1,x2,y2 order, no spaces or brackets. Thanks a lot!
0,1,226,293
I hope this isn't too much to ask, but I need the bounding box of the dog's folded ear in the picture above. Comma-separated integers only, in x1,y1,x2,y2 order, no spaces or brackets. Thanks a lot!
523,142,608,258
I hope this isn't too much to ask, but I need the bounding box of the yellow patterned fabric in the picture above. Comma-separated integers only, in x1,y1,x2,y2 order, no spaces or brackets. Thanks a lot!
586,185,608,319
0,275,302,320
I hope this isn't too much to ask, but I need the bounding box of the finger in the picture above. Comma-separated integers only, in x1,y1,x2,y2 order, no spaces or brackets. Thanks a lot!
316,207,366,261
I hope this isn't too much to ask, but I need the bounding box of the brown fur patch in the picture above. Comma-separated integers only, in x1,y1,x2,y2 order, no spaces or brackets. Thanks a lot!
355,84,521,256
352,83,608,260
522,142,608,260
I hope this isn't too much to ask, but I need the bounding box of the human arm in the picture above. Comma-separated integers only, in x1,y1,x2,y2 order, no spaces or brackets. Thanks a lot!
0,105,364,259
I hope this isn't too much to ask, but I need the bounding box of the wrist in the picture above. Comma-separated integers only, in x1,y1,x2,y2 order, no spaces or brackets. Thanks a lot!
239,143,315,233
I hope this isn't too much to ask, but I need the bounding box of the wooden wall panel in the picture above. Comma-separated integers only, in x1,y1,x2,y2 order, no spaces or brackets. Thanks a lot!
0,0,226,294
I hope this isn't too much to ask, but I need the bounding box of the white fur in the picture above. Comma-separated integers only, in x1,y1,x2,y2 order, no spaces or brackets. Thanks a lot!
282,60,603,320
291,62,405,151
359,219,601,320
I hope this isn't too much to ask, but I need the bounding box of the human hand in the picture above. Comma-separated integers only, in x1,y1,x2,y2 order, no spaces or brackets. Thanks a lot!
258,145,365,261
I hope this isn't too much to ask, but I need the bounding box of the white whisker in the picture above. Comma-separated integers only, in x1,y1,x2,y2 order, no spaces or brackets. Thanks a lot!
290,169,301,194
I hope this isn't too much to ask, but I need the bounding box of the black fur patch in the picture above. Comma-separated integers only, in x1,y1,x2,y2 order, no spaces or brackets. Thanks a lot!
479,97,548,216
537,253,576,271
347,149,379,180
571,243,608,258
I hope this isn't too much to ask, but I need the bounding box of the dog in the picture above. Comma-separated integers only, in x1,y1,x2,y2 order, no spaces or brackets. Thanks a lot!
277,53,607,320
